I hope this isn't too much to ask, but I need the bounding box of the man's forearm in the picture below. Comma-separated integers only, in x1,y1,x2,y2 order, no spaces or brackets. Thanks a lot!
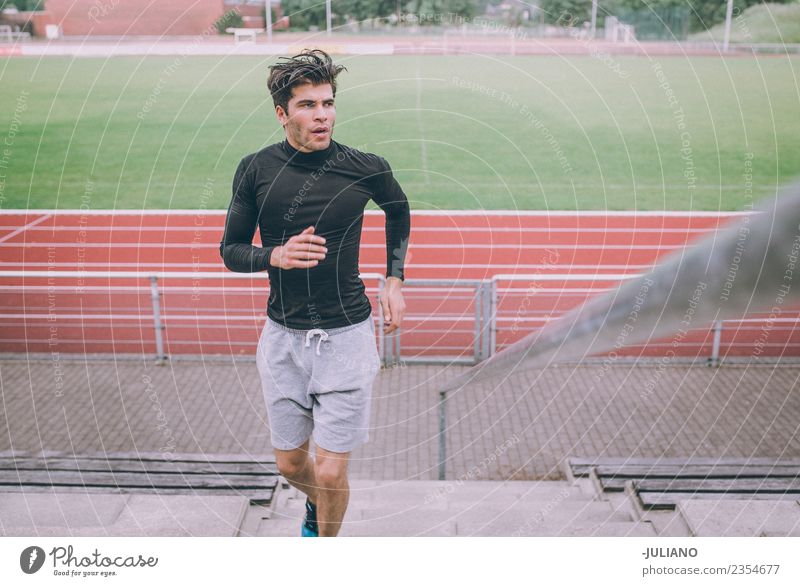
220,242,275,273
385,211,410,281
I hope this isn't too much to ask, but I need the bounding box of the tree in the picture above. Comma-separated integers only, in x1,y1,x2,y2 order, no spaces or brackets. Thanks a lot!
0,0,44,10
337,0,398,22
604,0,797,33
215,10,244,34
408,0,479,19
281,0,328,29
539,0,593,24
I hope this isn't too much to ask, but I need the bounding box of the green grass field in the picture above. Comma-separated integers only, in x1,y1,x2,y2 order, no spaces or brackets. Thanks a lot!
693,3,800,44
1,54,798,210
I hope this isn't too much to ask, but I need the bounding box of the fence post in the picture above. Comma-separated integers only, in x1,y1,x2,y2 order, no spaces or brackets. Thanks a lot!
378,275,401,366
473,283,482,363
149,276,167,364
377,277,387,367
489,278,498,357
709,321,723,367
438,390,447,481
481,280,492,360
393,327,401,365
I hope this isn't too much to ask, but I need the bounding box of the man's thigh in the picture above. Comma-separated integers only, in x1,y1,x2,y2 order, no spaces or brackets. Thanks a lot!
256,319,315,450
311,387,371,453
310,317,380,453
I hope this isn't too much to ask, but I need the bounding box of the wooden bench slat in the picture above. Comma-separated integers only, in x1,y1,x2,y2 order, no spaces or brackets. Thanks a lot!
0,453,281,506
569,457,800,466
0,458,278,476
0,470,279,490
0,484,275,496
0,484,275,503
595,465,800,477
599,469,800,491
602,476,798,492
638,491,800,510
634,478,800,492
569,458,800,478
0,451,276,464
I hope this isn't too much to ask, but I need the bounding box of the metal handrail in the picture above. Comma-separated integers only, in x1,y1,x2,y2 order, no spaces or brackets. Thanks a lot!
0,270,386,364
4,269,798,483
2,270,798,366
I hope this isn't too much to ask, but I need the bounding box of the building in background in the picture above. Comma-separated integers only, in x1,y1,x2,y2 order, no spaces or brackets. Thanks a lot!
1,0,285,37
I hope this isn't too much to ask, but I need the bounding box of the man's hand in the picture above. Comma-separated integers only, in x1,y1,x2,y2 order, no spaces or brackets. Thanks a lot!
270,226,327,269
380,276,405,334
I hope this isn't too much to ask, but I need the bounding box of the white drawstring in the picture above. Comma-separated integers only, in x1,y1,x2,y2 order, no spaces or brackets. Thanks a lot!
305,328,329,355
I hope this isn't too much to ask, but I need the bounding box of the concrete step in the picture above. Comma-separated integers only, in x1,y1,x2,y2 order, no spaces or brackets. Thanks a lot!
347,480,592,507
451,504,634,535
340,515,656,537
464,521,658,537
351,479,588,494
340,513,456,536
354,501,629,523
604,493,691,537
678,499,800,536
255,518,303,537
270,481,594,513
254,511,457,537
0,492,249,537
257,480,646,537
255,507,458,537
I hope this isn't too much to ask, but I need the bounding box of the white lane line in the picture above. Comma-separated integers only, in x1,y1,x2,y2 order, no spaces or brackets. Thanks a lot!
0,214,52,244
0,209,749,217
415,56,431,186
0,242,686,250
0,262,654,269
0,225,721,234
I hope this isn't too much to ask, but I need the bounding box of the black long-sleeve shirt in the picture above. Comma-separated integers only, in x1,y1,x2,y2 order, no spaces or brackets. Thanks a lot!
219,138,411,329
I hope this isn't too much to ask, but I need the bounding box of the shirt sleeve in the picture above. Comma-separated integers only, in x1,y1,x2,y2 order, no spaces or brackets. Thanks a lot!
219,156,275,273
371,156,411,281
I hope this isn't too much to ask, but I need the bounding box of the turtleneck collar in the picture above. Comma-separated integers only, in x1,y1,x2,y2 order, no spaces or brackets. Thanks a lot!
281,138,337,166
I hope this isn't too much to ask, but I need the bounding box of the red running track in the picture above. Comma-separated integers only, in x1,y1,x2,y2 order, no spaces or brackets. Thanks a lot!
1,210,798,361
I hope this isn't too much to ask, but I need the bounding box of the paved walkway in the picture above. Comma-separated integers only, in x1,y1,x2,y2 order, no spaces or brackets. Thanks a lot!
2,357,798,481
2,35,736,58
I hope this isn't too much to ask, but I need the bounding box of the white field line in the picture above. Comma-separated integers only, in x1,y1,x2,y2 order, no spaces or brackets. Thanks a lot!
0,214,52,243
0,209,750,217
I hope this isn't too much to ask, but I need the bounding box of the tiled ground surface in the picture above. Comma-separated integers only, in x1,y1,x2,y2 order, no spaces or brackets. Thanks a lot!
2,358,798,480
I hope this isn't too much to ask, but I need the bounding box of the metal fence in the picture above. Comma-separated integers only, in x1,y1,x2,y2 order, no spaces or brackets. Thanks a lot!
2,270,798,366
1,270,387,362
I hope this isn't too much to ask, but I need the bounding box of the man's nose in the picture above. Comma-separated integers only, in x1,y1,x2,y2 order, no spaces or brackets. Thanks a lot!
313,105,327,120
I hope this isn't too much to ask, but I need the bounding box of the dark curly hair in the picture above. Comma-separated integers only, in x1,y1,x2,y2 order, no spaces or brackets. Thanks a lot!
267,49,347,114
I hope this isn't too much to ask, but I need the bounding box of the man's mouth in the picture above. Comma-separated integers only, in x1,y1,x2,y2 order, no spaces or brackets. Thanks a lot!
311,127,330,137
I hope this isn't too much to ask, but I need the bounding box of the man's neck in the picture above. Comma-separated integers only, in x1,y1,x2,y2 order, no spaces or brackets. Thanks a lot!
285,134,310,153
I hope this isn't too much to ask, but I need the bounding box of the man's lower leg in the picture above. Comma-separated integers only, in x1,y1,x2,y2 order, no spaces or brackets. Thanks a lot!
275,440,319,504
315,447,350,537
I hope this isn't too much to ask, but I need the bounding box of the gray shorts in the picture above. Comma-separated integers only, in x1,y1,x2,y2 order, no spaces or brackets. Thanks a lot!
256,314,381,453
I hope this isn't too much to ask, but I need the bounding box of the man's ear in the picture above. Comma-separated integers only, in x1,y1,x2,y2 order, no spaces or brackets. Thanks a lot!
275,105,288,126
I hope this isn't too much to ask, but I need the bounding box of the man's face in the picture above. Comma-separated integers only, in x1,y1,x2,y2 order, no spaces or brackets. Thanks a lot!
276,82,336,153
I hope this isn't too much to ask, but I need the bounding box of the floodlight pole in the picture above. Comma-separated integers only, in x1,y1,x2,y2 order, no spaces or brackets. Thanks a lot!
265,0,272,42
326,0,332,36
591,0,598,38
723,0,734,52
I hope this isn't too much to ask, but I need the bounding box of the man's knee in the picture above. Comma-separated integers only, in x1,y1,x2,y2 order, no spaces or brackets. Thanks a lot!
275,448,309,480
315,451,348,489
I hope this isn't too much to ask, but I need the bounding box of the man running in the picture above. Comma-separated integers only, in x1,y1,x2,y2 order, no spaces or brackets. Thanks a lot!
219,49,410,537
